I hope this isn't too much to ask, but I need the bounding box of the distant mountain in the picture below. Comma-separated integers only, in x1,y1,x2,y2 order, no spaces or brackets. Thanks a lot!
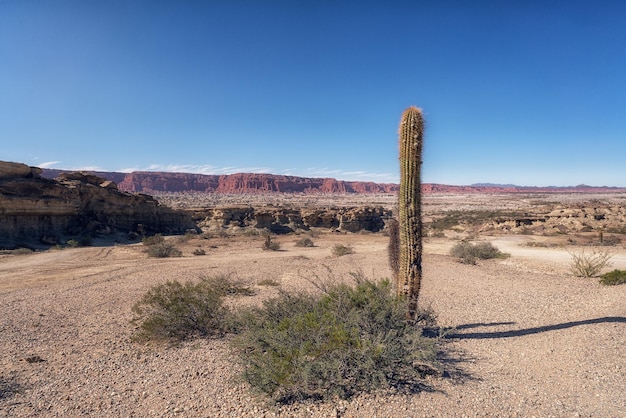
470,183,521,188
41,169,399,194
40,169,626,194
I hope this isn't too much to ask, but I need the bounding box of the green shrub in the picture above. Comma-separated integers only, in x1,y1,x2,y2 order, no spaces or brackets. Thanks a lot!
332,244,353,257
599,269,626,285
131,275,253,342
449,241,505,264
146,242,182,258
142,234,165,246
192,248,206,256
66,239,80,248
234,277,438,402
568,248,613,277
294,237,315,248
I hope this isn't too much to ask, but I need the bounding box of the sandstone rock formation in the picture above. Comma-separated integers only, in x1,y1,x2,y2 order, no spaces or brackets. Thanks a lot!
42,169,626,195
42,170,400,194
0,161,197,248
480,204,626,237
191,206,391,234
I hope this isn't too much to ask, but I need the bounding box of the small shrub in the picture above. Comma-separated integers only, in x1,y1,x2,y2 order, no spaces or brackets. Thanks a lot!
524,241,550,248
450,241,506,264
234,277,438,402
131,275,253,342
200,275,255,297
599,234,621,246
12,247,34,255
146,242,182,258
66,239,80,248
245,229,261,237
192,248,206,256
262,235,280,251
142,234,164,246
568,248,614,277
177,233,195,243
332,244,353,257
294,237,315,248
472,242,505,259
132,279,228,342
599,269,626,286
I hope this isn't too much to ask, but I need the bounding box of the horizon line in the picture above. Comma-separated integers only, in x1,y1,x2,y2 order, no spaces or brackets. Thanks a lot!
37,165,626,190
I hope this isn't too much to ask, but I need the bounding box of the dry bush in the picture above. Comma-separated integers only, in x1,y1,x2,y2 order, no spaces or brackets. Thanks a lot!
450,241,506,264
145,242,182,258
294,237,315,248
568,248,613,277
262,235,280,251
332,244,353,257
142,234,164,246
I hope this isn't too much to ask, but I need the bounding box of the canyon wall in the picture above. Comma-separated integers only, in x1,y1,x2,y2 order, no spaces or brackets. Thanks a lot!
42,169,626,194
1,162,197,248
42,170,399,194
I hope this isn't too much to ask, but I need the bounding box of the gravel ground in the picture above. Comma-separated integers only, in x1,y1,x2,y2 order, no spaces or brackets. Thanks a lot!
1,233,625,417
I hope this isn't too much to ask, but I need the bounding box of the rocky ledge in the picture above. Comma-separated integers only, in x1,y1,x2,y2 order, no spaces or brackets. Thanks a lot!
0,161,197,248
190,205,392,234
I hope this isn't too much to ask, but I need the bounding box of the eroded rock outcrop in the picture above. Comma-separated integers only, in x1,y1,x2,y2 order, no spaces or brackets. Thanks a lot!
0,161,197,248
192,205,391,234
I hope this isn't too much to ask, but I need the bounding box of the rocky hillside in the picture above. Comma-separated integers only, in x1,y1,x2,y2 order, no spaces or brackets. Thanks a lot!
0,162,197,249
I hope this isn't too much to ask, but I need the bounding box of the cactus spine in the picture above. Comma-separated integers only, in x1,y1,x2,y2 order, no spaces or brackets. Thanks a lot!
397,106,424,319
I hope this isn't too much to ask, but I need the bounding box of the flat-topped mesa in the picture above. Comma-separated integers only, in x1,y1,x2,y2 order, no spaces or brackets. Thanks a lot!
42,170,400,194
41,169,626,194
0,161,197,248
116,172,400,194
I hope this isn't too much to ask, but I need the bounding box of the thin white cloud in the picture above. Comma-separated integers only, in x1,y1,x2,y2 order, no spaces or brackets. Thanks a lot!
126,164,274,176
38,161,61,168
283,167,398,183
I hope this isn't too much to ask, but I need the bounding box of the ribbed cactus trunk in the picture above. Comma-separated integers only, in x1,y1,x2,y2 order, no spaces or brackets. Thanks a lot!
397,106,424,320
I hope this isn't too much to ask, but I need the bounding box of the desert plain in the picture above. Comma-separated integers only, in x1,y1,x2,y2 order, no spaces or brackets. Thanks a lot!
1,192,625,417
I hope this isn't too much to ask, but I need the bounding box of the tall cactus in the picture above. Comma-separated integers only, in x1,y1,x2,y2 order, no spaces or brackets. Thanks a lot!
397,106,424,320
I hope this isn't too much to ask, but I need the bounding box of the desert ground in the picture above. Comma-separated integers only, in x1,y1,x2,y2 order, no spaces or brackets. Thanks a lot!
1,193,625,417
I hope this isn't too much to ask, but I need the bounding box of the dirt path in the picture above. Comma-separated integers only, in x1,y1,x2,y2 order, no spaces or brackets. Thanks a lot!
1,234,625,417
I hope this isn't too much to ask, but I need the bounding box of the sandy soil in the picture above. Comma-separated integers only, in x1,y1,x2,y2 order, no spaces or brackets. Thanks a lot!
1,231,625,417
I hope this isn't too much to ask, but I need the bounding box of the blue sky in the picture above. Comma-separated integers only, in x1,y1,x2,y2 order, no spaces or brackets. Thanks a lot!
1,1,625,186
